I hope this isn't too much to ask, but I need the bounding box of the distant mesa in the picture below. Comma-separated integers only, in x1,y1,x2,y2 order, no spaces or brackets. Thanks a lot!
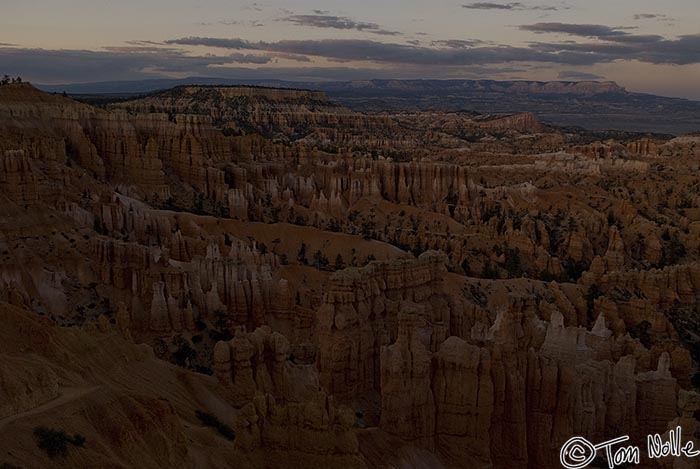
36,78,700,134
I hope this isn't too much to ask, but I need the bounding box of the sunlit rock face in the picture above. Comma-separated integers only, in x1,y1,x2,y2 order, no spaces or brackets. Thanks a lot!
1,82,700,468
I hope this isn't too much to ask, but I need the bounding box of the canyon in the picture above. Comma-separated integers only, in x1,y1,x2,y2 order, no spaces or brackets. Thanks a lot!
2,82,700,468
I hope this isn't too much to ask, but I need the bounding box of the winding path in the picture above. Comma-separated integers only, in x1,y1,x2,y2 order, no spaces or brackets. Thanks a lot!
0,386,101,431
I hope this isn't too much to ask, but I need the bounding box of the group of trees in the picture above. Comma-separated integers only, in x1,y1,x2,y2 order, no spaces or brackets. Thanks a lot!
0,75,22,86
296,243,376,272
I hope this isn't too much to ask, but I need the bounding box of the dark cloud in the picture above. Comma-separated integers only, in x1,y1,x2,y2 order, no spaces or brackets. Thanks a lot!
610,34,664,44
199,20,265,27
166,36,602,66
633,13,675,22
227,53,271,64
557,70,604,80
520,22,666,44
462,2,560,11
4,51,530,85
102,46,180,53
125,40,166,46
432,39,486,48
280,14,400,36
272,53,312,63
7,25,700,86
520,21,700,64
530,34,700,65
167,33,700,67
167,37,254,49
520,22,629,38
0,46,272,83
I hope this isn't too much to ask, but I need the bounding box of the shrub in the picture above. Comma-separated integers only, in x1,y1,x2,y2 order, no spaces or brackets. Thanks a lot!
481,261,499,280
33,426,85,458
585,284,604,320
173,341,196,367
297,243,308,265
312,250,330,270
692,373,700,390
334,254,345,271
461,259,471,276
503,247,522,278
195,411,236,441
72,434,86,447
660,232,687,266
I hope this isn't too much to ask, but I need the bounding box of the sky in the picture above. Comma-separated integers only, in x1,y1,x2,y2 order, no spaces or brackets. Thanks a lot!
1,0,700,99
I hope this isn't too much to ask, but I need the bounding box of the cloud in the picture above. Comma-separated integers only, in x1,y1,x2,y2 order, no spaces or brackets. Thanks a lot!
0,46,273,82
3,50,533,85
242,2,263,12
633,13,675,22
557,70,604,80
520,22,665,44
167,33,700,67
272,53,312,63
462,2,561,11
102,46,180,53
7,26,700,86
167,37,253,49
432,39,486,48
227,53,272,64
125,40,166,47
529,33,700,65
166,37,570,65
520,22,629,38
198,20,265,27
280,14,401,36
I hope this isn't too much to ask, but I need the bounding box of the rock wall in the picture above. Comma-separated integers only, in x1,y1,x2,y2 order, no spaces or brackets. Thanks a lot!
317,251,451,398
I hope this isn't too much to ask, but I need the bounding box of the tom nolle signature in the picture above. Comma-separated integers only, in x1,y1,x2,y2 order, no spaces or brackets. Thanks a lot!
560,426,699,468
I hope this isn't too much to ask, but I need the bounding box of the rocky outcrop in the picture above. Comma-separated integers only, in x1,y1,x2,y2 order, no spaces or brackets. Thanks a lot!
317,252,451,398
475,112,545,133
432,336,493,466
235,392,360,461
214,326,318,406
374,299,692,468
380,306,436,448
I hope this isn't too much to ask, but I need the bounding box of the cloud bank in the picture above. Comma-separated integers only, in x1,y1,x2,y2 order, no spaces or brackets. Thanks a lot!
462,2,562,11
280,14,400,36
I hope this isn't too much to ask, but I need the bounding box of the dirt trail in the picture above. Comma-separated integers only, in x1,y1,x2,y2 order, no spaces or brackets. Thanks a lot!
0,386,100,431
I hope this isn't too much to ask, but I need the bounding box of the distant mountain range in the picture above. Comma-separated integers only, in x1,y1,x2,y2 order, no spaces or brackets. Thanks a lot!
37,77,700,135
